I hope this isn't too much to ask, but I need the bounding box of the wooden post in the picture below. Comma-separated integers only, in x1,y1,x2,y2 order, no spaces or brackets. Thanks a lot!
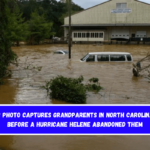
68,0,71,59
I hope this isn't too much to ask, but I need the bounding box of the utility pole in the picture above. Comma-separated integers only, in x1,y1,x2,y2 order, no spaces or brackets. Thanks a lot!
68,0,71,59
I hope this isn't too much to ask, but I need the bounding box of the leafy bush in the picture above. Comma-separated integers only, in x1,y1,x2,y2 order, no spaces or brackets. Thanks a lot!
89,77,99,83
86,78,103,93
47,76,86,104
43,76,103,104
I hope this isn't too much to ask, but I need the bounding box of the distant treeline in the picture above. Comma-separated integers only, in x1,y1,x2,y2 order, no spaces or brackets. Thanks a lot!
7,0,83,45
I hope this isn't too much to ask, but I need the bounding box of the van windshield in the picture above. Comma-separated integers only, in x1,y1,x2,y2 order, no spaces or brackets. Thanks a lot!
63,50,68,54
86,55,95,62
81,54,88,61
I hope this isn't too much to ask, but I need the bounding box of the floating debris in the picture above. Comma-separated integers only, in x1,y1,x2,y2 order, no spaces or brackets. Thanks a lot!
133,53,150,77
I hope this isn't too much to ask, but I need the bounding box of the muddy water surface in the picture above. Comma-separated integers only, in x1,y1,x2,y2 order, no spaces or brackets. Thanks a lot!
0,44,150,150
0,44,149,104
1,135,150,150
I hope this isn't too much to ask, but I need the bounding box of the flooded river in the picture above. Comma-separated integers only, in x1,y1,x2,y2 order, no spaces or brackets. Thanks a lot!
0,44,149,104
0,44,150,149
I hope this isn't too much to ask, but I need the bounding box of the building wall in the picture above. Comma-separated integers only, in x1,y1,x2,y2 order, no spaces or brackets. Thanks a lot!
65,0,150,25
72,31,105,42
64,26,150,41
64,0,150,41
107,26,150,37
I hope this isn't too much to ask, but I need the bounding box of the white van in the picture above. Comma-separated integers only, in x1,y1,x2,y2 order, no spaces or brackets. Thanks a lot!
80,52,133,62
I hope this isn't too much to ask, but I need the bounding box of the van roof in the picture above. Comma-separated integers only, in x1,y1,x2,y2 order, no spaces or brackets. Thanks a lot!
88,52,131,55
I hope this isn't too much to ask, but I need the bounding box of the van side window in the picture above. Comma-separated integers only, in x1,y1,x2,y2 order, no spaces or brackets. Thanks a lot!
86,55,95,62
126,55,132,61
110,55,125,61
97,55,109,61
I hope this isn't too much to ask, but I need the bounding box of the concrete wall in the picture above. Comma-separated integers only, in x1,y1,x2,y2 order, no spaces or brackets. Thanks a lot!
64,0,150,25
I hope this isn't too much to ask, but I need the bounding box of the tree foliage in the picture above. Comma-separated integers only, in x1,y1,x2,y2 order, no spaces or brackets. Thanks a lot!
27,11,53,44
0,0,17,84
8,6,28,46
18,0,84,37
0,0,83,84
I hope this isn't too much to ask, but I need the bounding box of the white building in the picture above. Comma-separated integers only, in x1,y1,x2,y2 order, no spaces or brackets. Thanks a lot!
63,0,150,43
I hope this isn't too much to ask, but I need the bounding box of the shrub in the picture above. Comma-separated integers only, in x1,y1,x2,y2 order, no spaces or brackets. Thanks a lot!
89,77,99,83
48,76,86,104
43,76,103,104
86,77,103,93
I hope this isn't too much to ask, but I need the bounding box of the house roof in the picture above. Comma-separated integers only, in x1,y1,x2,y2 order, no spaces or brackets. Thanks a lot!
65,0,150,19
135,0,150,5
65,0,111,18
62,23,150,27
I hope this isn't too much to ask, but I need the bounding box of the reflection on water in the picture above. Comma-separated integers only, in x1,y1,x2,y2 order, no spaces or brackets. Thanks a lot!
0,44,150,150
0,44,149,104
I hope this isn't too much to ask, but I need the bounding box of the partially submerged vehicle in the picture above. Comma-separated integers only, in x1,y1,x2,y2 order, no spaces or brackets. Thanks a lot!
54,50,68,55
80,52,133,62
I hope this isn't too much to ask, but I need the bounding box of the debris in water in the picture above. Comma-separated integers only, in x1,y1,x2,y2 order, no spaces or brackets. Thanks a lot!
133,53,150,78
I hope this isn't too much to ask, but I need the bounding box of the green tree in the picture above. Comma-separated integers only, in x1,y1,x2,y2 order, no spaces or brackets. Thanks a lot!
18,0,38,21
27,11,53,45
17,0,84,37
0,0,17,84
8,7,29,46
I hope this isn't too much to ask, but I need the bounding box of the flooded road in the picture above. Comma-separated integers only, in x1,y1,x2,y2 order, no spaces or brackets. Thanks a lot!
0,44,149,104
0,44,150,150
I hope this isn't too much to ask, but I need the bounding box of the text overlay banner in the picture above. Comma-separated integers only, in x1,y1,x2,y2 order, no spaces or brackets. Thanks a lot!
0,106,150,134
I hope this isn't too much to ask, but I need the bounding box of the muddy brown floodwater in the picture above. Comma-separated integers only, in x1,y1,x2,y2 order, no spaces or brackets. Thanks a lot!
0,44,150,150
